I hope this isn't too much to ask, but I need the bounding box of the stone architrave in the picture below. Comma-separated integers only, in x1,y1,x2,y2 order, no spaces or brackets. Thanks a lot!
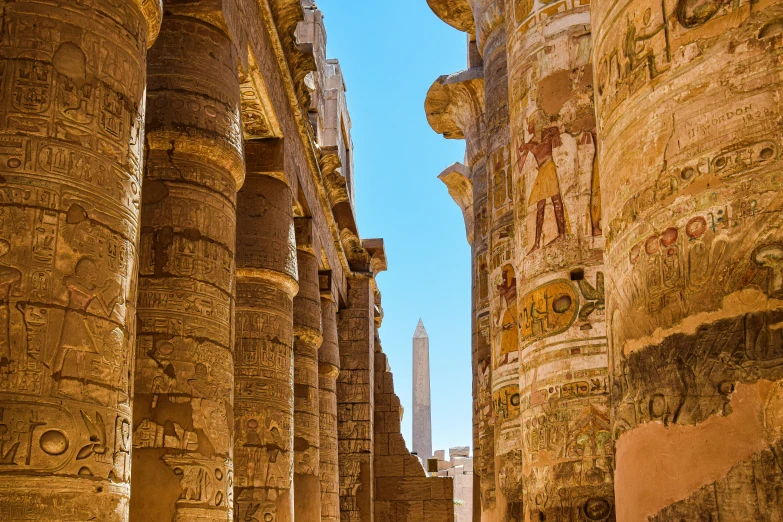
592,0,783,519
337,276,375,522
504,0,614,519
0,0,161,518
412,319,433,461
233,139,299,522
318,287,341,522
130,13,243,521
293,217,324,522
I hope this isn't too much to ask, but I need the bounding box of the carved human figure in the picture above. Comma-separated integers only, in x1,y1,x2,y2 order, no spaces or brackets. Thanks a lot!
0,240,21,368
495,264,518,365
518,122,566,252
51,258,123,399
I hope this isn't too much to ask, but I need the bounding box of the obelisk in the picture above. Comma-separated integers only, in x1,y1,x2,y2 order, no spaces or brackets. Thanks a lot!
412,319,433,461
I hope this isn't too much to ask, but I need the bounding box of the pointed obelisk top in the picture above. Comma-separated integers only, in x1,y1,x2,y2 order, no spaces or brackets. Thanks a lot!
414,318,428,338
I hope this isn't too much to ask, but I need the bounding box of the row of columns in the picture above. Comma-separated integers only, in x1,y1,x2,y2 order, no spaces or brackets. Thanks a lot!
0,2,367,521
429,0,783,520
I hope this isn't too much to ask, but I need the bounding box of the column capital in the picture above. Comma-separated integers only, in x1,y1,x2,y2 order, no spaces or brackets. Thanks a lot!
426,0,475,33
137,0,163,46
425,68,486,166
438,163,474,245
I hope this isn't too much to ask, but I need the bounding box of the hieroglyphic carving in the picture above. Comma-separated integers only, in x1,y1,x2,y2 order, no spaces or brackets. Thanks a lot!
318,295,340,522
235,173,297,522
0,0,159,517
592,0,783,516
130,14,240,521
505,2,614,518
292,218,323,522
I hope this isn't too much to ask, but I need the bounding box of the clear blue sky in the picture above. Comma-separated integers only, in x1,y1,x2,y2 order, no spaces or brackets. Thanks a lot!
317,1,473,454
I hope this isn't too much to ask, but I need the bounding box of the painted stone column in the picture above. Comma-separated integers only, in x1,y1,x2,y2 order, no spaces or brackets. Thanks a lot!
318,292,341,522
337,276,375,522
293,217,323,522
467,2,523,519
425,49,490,522
130,14,243,521
504,1,614,520
233,140,298,522
592,0,783,519
0,0,160,518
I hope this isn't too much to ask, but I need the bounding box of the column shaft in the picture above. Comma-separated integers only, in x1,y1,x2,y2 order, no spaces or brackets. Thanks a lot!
337,277,375,522
318,295,341,522
293,218,323,522
592,0,783,519
234,167,298,522
131,14,242,521
0,0,159,518
505,0,614,519
470,4,522,519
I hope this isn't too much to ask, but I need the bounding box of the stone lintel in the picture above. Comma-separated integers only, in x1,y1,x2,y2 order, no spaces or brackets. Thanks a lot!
426,0,475,33
438,163,474,245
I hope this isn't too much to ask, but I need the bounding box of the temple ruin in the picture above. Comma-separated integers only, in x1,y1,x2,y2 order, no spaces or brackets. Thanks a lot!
426,0,783,520
0,0,454,520
2,0,783,520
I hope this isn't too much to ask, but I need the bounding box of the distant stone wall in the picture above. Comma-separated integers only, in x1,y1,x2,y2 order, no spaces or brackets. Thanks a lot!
373,350,455,522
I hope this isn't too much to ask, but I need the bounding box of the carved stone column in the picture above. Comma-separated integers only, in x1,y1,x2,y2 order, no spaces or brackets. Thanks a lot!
337,276,375,522
425,65,491,522
504,1,614,519
293,217,323,522
233,140,298,522
466,3,522,520
592,0,783,519
318,290,341,522
0,0,160,518
130,14,242,521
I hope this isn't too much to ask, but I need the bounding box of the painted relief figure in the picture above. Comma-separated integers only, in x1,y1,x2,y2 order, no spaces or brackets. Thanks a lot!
0,240,21,368
495,264,518,365
51,258,124,398
518,122,567,253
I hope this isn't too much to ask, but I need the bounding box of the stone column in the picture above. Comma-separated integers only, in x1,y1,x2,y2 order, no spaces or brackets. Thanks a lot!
130,14,242,521
233,139,298,522
293,217,323,522
337,276,375,522
504,1,614,519
466,3,522,520
318,290,341,522
0,0,160,518
592,0,783,520
425,61,490,522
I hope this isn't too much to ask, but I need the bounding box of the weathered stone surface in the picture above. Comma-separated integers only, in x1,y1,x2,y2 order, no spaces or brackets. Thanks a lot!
131,13,241,521
293,217,323,522
0,0,159,518
319,295,341,522
234,169,298,522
